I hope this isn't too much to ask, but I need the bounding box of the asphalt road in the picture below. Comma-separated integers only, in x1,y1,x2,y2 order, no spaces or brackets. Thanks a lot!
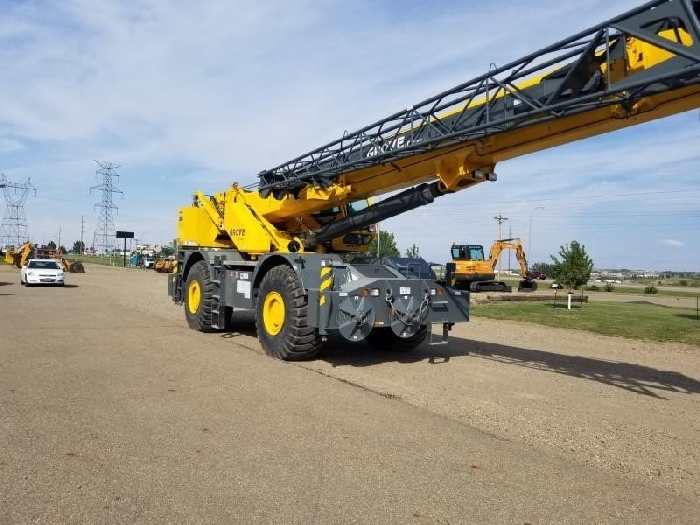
1,265,699,524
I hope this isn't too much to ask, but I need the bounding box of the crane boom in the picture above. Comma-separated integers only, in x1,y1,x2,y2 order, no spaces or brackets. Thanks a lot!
257,0,700,212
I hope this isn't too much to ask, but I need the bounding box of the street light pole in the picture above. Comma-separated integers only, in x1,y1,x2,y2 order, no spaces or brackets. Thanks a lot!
528,206,546,259
494,214,508,277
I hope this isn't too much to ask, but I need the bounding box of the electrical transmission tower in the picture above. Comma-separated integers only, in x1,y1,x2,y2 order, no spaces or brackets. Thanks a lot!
90,161,123,254
0,173,36,247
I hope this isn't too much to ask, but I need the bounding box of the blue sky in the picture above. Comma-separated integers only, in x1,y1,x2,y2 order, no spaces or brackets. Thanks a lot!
1,0,698,271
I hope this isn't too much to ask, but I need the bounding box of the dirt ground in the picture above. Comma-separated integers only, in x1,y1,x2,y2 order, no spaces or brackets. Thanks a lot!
2,263,699,523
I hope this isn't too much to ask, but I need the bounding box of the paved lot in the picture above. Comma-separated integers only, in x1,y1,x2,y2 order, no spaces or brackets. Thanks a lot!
1,264,699,524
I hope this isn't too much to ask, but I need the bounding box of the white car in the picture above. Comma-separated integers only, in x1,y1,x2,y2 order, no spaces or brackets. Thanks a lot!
21,259,65,287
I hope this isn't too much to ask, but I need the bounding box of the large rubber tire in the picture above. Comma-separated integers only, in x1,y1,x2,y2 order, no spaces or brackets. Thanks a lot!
256,265,321,361
184,260,217,332
365,326,429,352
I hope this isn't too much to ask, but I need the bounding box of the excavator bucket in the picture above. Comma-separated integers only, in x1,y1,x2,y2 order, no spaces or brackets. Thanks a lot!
68,261,85,273
518,279,537,292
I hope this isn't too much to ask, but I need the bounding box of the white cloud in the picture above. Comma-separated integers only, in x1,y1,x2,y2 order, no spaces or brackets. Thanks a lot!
664,239,686,248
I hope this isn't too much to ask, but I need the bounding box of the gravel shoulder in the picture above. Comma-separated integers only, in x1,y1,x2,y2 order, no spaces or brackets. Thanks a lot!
59,264,700,499
2,263,699,523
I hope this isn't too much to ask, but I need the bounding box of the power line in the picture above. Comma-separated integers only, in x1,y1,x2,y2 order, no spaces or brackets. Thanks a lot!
0,173,36,247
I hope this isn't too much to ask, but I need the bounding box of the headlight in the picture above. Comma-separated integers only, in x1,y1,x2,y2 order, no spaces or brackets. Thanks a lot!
28,272,35,276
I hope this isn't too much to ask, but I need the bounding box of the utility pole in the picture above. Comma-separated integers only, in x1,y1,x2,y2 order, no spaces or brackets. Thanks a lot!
80,215,85,254
494,214,509,277
58,225,62,251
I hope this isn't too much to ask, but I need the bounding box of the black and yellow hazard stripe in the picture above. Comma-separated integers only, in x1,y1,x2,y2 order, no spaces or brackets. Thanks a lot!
319,265,333,306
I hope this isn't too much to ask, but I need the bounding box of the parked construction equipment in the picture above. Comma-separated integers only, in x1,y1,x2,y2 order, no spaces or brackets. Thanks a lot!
3,242,84,273
448,239,537,293
4,242,33,269
169,0,700,360
154,258,176,273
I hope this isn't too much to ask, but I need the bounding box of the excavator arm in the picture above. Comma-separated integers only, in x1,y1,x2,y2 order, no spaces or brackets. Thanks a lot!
487,239,531,279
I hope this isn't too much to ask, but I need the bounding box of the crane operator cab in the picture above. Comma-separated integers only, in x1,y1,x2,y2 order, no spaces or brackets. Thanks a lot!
451,244,485,262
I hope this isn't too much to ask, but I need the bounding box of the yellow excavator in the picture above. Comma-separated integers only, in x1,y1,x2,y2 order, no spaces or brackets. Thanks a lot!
169,0,700,360
5,241,33,268
154,257,176,273
448,239,537,293
3,247,16,265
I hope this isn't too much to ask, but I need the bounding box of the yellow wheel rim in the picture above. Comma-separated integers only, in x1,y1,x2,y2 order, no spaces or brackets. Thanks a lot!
263,291,285,336
188,280,201,315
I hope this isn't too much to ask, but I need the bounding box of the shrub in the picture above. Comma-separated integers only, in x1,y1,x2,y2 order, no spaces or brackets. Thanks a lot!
644,284,658,294
587,285,600,292
679,280,688,286
604,282,616,292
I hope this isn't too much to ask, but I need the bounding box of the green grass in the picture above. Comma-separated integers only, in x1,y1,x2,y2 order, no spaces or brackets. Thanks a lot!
501,278,700,298
471,300,700,345
66,254,129,267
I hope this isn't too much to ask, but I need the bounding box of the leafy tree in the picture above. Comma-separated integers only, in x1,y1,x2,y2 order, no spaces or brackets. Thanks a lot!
405,243,420,258
59,245,67,254
72,240,85,254
368,230,400,258
531,261,555,276
550,240,593,290
47,240,57,249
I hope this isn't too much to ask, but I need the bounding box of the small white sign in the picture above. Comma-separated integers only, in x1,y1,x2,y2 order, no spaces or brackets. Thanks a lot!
237,280,251,299
399,286,411,295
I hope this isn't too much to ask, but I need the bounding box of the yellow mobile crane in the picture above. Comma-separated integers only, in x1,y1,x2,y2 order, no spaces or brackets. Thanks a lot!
170,0,700,360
